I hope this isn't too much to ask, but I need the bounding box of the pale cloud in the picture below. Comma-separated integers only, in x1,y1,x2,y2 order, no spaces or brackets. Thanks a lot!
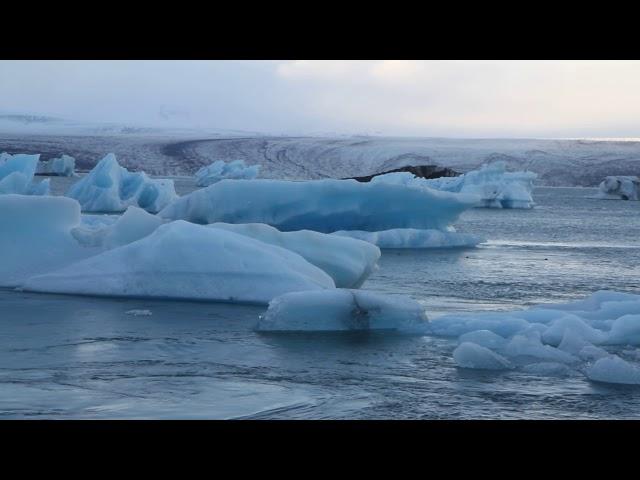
1,60,639,137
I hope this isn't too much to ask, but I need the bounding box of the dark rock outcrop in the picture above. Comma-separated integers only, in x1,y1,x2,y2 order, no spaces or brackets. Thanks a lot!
346,165,460,182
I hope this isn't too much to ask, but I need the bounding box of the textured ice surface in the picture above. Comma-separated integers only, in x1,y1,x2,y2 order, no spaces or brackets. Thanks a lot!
195,160,260,186
0,195,96,286
373,162,537,209
23,220,335,304
209,223,380,288
596,176,639,201
36,154,76,176
256,289,428,332
159,178,477,233
0,152,50,195
66,153,178,213
332,228,484,249
434,291,640,385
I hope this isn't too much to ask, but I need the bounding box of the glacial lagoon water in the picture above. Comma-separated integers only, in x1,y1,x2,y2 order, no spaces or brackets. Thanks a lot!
1,186,639,418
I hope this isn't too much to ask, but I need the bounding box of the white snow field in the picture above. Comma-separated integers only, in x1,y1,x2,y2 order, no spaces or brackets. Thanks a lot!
0,195,97,286
596,176,639,201
22,220,336,304
332,228,484,249
36,154,76,176
66,153,178,213
256,289,428,332
208,223,380,288
195,160,260,187
429,290,640,385
0,152,50,195
159,178,477,233
372,162,537,209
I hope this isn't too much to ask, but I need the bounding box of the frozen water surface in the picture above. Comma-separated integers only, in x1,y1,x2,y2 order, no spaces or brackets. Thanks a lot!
1,183,640,418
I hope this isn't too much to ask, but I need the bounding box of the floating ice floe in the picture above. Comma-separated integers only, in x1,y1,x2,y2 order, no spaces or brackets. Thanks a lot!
36,154,76,176
429,290,640,385
372,161,537,209
256,289,428,332
66,153,178,213
331,228,484,249
209,223,380,288
596,176,639,201
0,152,50,196
195,160,260,187
159,178,477,233
22,220,336,304
0,195,98,286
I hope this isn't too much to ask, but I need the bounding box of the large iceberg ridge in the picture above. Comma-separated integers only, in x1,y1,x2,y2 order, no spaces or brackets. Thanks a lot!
596,176,639,201
160,178,478,233
372,161,537,209
0,152,50,196
66,153,178,213
195,159,260,187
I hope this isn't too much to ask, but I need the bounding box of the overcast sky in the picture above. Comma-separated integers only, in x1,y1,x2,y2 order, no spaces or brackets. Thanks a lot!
1,60,639,138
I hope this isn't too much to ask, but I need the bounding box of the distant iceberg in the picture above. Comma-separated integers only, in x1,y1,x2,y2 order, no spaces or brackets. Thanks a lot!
23,220,336,304
0,152,50,196
209,223,380,288
36,154,76,177
256,289,428,332
373,161,537,209
596,176,639,201
332,228,484,249
195,159,260,187
159,178,477,233
66,153,178,213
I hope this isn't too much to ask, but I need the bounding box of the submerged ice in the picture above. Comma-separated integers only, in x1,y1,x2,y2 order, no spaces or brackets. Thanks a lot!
66,154,178,213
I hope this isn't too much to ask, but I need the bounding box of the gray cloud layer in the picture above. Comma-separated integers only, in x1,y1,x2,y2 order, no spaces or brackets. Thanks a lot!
1,60,639,137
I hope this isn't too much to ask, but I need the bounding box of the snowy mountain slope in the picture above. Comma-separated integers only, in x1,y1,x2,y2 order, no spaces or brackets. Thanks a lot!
1,130,639,185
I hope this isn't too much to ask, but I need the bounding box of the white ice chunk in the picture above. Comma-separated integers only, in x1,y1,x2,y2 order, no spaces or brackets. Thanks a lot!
66,153,178,213
331,228,484,249
36,154,76,176
195,160,260,187
159,178,477,233
606,314,640,345
0,153,49,195
458,330,508,350
586,355,640,385
23,220,335,304
596,176,639,201
0,195,97,286
256,289,428,332
541,315,607,347
453,342,513,370
208,222,380,288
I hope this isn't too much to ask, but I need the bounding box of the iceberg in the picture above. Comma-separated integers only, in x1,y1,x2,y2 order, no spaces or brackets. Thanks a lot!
331,228,484,249
36,154,76,176
195,159,260,187
0,195,97,286
208,223,380,288
256,289,428,332
0,153,50,195
431,291,640,385
596,176,639,201
66,153,178,213
159,178,477,233
372,161,537,209
23,220,336,304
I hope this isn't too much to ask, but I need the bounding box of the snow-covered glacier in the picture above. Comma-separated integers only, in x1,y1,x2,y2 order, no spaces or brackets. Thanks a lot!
66,153,178,213
195,159,260,187
0,152,50,195
256,289,428,332
596,176,639,200
36,154,76,176
159,178,477,233
372,161,537,209
23,220,336,304
209,223,380,288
